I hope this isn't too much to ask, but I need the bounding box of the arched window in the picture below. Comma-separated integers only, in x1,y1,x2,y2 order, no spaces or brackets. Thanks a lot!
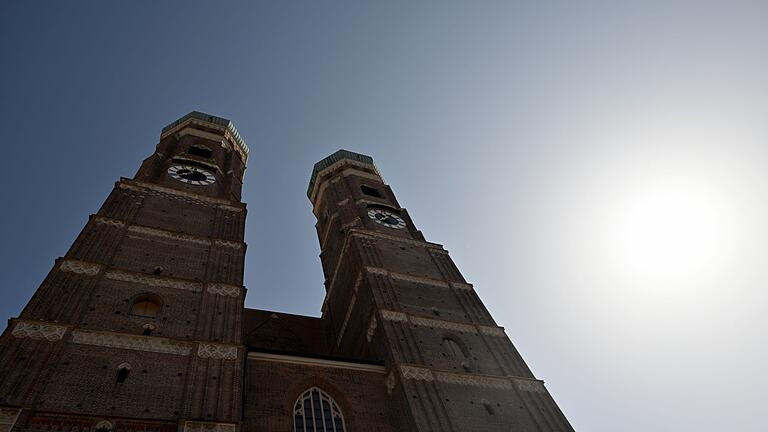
293,387,345,432
129,294,161,318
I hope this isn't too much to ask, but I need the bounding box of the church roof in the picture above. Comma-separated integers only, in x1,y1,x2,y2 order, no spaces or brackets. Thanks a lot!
243,308,330,357
243,308,385,366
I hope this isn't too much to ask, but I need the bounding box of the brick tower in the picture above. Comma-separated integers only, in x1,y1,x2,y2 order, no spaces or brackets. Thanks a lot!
307,150,574,431
1,116,574,432
0,112,248,432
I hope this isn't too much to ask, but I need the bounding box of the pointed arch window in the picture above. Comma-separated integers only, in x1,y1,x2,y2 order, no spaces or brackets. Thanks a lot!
293,387,346,432
444,337,465,360
443,337,472,371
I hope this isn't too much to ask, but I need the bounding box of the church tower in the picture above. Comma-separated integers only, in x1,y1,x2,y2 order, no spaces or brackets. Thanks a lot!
0,112,248,432
1,116,575,432
308,150,574,431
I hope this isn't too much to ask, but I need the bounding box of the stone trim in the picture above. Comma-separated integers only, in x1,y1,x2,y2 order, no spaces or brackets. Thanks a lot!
355,198,396,208
171,155,221,172
364,266,473,290
11,320,68,341
349,229,445,251
0,407,21,432
206,283,241,297
364,266,389,276
379,309,505,338
380,310,408,322
450,281,474,290
118,180,243,210
398,364,544,390
93,216,244,249
514,378,547,393
399,365,434,381
105,270,203,292
391,271,449,288
479,326,506,337
197,343,239,360
99,268,241,297
409,316,477,333
248,351,386,373
71,330,193,356
429,248,450,255
219,204,243,213
130,225,242,249
60,259,103,276
434,371,513,389
93,216,126,227
127,225,210,245
213,239,242,249
182,421,237,432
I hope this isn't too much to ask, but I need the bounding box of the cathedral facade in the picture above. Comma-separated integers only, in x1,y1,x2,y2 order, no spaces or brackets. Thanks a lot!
0,112,573,432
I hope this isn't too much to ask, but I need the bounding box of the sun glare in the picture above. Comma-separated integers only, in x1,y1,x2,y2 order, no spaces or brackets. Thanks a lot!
604,178,732,281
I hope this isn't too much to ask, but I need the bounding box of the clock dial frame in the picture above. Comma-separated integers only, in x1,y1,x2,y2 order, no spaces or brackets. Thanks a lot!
167,165,216,185
367,208,406,229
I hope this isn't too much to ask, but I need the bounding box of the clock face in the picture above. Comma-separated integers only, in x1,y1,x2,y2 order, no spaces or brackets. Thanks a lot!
367,208,406,229
167,165,216,185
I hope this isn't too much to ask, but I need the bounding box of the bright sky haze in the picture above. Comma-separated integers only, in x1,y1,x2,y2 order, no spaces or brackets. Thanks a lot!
1,2,767,431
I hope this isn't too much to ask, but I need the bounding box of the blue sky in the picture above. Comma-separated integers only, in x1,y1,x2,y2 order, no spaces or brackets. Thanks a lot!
2,1,767,431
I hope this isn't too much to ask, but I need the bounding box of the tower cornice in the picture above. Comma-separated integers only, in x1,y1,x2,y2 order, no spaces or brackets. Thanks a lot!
161,111,249,166
308,150,383,203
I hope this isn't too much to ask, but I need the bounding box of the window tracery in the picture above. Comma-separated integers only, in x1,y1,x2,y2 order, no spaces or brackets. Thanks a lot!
293,387,345,432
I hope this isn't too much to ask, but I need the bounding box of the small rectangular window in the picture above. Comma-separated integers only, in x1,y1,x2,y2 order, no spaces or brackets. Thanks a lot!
360,185,382,198
188,146,213,158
